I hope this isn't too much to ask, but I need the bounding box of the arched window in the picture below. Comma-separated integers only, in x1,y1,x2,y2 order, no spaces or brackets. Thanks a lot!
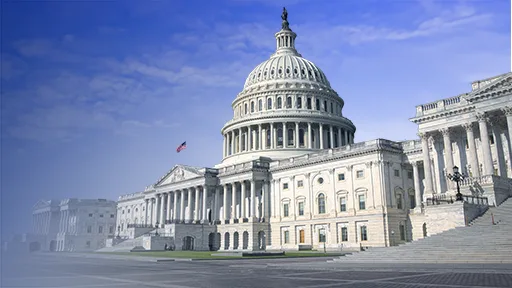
250,101,255,113
323,100,327,112
315,99,320,111
286,96,292,108
244,103,248,114
330,102,333,113
277,97,282,109
318,193,326,214
266,129,271,147
267,98,272,110
277,129,283,146
258,99,263,111
297,97,302,108
299,129,305,146
396,193,403,209
287,128,294,146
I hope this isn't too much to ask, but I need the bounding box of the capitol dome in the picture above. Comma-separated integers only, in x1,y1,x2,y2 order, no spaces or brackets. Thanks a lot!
219,8,356,165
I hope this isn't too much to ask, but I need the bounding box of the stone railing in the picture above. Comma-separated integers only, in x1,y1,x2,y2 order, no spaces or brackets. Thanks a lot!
401,139,421,152
219,159,271,175
414,94,468,117
223,109,355,127
459,175,512,188
270,139,402,170
118,192,144,201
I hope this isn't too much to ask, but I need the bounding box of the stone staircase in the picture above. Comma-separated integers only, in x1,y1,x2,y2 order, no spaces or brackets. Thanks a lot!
96,235,146,252
330,197,512,264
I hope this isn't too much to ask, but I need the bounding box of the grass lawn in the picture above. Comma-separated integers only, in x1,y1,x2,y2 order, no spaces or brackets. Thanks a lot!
98,250,343,259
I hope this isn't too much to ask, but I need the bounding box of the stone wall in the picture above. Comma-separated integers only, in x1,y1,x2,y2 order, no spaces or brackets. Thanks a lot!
142,235,173,251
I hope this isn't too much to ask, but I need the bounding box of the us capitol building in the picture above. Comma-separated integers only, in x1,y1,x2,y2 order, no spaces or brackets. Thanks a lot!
115,9,512,252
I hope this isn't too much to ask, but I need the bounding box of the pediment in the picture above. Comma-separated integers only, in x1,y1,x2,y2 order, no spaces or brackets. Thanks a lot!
32,200,49,210
467,73,512,98
155,165,204,186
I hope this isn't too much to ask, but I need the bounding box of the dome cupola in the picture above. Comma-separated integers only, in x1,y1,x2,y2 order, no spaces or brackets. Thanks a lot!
219,8,356,166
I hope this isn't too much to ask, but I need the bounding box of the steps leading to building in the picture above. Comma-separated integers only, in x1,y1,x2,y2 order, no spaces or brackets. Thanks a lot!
96,234,147,252
332,197,512,263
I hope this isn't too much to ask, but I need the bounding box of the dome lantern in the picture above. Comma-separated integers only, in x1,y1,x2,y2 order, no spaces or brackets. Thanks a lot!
273,7,301,58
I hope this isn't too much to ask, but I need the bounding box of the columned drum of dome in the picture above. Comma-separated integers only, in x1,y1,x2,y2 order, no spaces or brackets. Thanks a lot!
220,9,356,165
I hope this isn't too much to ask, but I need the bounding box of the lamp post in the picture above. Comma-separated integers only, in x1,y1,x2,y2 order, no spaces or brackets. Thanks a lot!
447,166,465,201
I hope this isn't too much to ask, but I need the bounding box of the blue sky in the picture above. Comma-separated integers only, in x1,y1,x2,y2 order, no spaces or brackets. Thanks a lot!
1,0,510,237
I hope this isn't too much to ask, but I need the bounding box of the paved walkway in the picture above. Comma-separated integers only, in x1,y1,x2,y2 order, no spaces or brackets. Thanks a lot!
2,253,512,288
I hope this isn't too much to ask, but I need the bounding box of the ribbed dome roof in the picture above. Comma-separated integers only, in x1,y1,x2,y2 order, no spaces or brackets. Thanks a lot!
243,55,331,89
242,10,331,90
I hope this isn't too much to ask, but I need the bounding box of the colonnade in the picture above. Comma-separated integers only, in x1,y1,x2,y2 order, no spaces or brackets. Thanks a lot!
32,211,51,234
417,108,512,197
222,122,354,158
144,180,271,227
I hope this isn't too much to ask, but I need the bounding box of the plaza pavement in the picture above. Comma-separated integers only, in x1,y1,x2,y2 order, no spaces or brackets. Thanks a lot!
2,252,512,288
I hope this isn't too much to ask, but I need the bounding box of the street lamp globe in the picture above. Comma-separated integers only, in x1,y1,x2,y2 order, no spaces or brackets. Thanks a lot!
453,166,459,174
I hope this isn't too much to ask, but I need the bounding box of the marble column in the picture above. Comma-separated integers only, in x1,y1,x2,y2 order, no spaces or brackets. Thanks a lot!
202,186,208,221
159,195,165,226
338,127,342,147
440,128,454,189
412,162,422,208
230,131,234,155
329,125,334,148
283,122,287,148
344,130,348,146
187,188,193,221
258,124,262,150
144,199,149,225
263,181,269,219
150,198,155,226
477,113,494,175
307,122,312,149
238,128,242,152
295,122,300,148
214,187,220,221
223,184,229,221
319,124,324,149
502,106,512,172
166,192,172,223
222,135,226,158
250,180,256,218
270,123,275,149
463,123,480,177
180,190,186,221
241,181,246,218
173,192,178,221
419,132,434,195
194,187,200,221
232,183,238,219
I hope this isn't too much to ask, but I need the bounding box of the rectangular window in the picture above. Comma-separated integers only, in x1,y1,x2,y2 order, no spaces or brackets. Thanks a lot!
89,213,93,217
360,226,368,241
284,230,289,244
410,196,416,209
356,170,364,178
110,214,115,218
394,169,400,177
397,194,403,209
323,100,327,112
297,180,303,188
109,226,114,234
298,202,304,216
307,98,312,109
341,227,348,242
99,214,104,218
87,226,92,233
98,226,103,234
399,224,406,241
330,102,333,113
340,197,347,212
286,97,292,108
359,195,366,210
283,204,289,217
315,99,320,110
338,173,345,181
319,228,326,243
297,97,302,108
408,171,413,179
283,183,289,190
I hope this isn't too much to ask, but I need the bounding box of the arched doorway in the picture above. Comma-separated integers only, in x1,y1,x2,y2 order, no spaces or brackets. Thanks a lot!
224,233,230,250
29,242,41,252
182,236,194,251
422,223,428,237
49,240,57,252
258,231,266,250
242,231,249,249
233,232,239,250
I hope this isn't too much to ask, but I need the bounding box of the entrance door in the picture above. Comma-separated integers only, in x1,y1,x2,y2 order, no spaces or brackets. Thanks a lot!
299,230,305,244
182,236,194,251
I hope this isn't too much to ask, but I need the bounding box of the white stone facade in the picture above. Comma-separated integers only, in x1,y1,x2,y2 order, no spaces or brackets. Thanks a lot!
115,11,512,251
32,198,117,252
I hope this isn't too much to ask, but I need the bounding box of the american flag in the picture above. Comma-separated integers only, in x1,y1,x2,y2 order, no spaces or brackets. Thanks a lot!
176,141,187,153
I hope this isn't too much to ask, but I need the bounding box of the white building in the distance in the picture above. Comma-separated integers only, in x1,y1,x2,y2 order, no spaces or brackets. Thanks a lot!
30,198,117,252
115,9,512,252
